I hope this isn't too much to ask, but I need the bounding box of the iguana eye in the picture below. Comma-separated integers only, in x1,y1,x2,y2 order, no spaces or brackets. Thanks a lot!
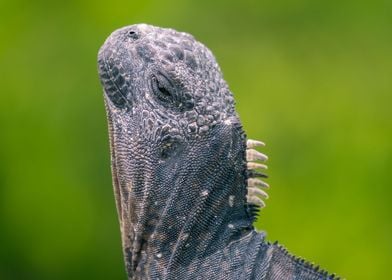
150,72,194,111
151,73,175,104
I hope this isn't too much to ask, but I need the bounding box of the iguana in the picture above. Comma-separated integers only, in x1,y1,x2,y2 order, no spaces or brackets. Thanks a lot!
97,24,340,280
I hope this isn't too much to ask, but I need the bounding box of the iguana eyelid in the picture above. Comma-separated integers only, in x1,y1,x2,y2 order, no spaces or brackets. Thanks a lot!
151,73,175,101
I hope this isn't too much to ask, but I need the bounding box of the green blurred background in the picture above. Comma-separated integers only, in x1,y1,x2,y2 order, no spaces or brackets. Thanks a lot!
0,0,391,279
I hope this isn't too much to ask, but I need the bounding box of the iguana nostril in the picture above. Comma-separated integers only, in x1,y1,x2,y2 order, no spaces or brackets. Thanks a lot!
128,30,139,40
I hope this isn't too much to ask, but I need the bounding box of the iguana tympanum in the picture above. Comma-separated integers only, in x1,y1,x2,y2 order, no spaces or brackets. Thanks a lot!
97,24,340,280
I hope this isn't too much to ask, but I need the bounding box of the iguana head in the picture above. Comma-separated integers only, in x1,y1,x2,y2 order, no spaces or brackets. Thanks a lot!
98,24,267,277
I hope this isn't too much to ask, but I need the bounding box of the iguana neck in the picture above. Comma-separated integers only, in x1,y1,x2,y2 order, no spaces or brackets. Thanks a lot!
107,110,253,279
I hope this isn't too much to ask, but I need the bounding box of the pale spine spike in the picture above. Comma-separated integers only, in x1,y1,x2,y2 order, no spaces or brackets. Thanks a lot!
246,195,266,208
247,139,265,148
246,139,269,209
246,149,268,162
248,178,269,189
248,187,269,199
247,162,268,170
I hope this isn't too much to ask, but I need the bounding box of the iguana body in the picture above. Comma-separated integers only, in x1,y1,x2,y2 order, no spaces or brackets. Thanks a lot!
97,24,339,280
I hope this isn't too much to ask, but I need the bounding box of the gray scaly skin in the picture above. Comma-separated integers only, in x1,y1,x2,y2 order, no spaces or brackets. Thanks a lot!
97,24,340,280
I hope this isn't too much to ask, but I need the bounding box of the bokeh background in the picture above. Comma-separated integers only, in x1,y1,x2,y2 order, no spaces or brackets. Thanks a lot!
0,0,391,279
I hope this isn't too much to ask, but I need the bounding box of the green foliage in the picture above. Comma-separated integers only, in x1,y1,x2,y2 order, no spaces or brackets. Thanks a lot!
0,0,391,279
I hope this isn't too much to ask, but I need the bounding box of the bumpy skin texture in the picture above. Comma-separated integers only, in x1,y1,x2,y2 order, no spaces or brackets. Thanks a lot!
97,24,339,280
